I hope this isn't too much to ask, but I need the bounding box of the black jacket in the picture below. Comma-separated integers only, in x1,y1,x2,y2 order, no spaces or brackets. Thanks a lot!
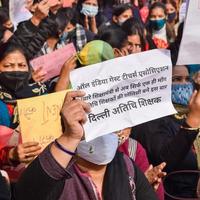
9,14,58,60
131,115,199,199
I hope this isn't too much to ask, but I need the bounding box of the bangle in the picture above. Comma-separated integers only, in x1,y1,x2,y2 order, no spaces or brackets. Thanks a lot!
180,126,200,132
54,139,76,156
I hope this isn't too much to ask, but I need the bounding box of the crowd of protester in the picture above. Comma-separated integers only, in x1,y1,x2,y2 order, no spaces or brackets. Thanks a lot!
0,0,200,199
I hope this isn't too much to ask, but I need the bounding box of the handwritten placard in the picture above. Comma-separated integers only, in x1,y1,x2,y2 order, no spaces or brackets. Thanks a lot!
30,43,76,81
177,0,200,65
17,90,70,149
70,49,176,141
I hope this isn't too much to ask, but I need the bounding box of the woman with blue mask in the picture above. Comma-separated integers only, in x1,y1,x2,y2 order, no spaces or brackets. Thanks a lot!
164,0,179,36
172,65,193,107
14,90,158,200
147,2,175,49
76,0,108,34
131,65,200,199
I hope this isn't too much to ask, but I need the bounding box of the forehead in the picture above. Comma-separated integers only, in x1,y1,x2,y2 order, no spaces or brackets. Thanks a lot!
128,34,140,43
84,0,98,4
151,7,165,16
1,50,27,62
120,9,133,16
172,65,189,76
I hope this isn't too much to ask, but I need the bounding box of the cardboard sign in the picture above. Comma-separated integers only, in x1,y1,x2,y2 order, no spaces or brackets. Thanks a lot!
17,90,70,149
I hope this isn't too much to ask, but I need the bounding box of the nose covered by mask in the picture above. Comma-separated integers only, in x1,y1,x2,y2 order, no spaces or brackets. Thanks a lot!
172,83,193,106
117,18,128,26
77,133,118,165
81,4,99,17
149,18,166,31
167,12,176,23
0,71,29,92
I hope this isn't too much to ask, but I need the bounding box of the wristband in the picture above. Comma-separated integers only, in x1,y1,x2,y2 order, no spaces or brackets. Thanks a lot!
54,139,76,156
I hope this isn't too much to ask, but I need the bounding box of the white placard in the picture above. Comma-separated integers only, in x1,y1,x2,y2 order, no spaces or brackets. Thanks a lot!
70,49,176,141
177,0,200,65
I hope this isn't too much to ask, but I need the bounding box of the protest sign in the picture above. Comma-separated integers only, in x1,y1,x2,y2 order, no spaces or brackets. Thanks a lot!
17,90,70,149
9,0,32,29
70,49,176,142
177,0,200,65
30,43,76,81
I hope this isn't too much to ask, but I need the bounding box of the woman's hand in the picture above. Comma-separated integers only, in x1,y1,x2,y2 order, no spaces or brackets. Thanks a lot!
84,16,98,34
187,90,200,128
9,142,42,164
32,67,47,83
55,55,77,91
61,91,91,140
31,0,50,26
145,162,166,190
90,16,98,34
51,91,91,167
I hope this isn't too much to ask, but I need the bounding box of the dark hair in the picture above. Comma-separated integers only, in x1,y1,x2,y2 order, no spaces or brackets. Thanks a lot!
33,0,42,5
98,26,128,49
122,18,146,51
0,42,29,64
0,8,10,25
56,7,78,31
149,2,167,17
163,0,177,10
112,4,133,17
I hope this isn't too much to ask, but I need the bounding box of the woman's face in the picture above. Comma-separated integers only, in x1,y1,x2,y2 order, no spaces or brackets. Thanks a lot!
150,7,166,20
0,51,29,72
127,34,142,54
165,3,176,14
116,9,133,24
83,0,98,6
63,22,75,32
172,65,190,84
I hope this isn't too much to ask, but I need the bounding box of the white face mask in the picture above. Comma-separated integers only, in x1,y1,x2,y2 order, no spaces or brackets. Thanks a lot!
77,133,118,165
81,4,99,17
118,18,127,26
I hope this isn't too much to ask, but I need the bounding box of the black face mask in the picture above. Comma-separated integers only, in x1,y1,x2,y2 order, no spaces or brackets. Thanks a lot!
0,71,29,93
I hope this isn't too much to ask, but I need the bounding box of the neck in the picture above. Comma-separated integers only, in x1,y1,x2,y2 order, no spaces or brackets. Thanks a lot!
76,156,107,176
47,37,58,50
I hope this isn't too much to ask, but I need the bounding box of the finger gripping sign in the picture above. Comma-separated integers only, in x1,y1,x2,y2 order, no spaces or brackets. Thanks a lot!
70,49,177,142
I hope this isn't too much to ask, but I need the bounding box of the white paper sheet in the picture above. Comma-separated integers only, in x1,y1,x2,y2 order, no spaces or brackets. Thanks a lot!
177,0,200,65
70,49,177,141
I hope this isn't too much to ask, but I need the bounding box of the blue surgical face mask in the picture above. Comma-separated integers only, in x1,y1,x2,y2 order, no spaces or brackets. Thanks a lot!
60,31,68,42
167,12,176,23
81,4,99,17
149,18,166,31
77,133,118,165
171,83,193,106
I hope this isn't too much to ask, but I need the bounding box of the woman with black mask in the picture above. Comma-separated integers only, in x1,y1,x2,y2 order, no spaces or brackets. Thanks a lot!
0,42,47,182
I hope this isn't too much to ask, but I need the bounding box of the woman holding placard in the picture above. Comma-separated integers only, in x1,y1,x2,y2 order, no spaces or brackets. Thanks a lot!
0,42,47,182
